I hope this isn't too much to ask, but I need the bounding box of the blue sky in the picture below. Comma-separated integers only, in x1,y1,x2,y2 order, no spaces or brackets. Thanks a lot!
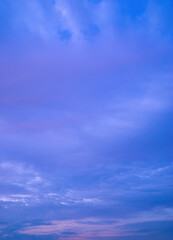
0,0,173,239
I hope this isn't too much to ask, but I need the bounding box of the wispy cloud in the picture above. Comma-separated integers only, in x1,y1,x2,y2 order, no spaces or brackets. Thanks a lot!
0,0,172,239
18,207,173,238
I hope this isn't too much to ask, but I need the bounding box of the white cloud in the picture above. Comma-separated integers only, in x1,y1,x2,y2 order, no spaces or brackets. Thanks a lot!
0,160,46,192
0,194,32,204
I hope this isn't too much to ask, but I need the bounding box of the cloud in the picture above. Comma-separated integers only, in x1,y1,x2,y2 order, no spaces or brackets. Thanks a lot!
0,161,44,188
1,0,172,45
0,194,32,204
17,208,173,238
0,1,172,240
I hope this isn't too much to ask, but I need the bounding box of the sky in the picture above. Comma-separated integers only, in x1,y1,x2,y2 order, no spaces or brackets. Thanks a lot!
0,0,173,239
